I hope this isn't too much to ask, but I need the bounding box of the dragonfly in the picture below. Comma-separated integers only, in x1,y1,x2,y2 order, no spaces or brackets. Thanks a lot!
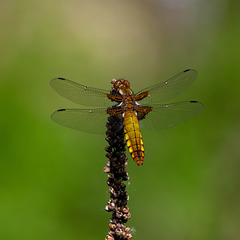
51,69,204,165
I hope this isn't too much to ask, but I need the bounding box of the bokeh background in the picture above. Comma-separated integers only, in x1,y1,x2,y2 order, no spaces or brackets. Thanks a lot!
1,0,240,239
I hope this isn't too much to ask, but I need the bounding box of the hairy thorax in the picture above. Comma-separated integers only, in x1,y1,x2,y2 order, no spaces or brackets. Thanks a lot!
121,91,138,114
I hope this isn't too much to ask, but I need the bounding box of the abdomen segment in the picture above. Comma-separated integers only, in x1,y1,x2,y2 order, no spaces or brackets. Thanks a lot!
123,110,144,165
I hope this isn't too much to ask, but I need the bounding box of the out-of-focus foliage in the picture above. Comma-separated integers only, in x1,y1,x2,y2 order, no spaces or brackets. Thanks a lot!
0,0,240,239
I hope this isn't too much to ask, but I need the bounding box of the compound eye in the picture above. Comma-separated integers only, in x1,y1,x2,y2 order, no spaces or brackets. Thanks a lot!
125,82,130,88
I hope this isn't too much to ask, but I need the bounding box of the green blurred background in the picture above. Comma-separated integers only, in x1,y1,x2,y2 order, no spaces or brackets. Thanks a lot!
1,0,240,239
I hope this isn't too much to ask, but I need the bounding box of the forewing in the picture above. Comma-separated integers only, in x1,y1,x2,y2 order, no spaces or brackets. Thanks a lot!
51,78,112,107
136,69,198,104
139,101,204,130
51,108,109,134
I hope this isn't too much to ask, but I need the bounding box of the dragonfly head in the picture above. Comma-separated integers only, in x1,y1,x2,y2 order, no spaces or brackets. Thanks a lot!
111,79,130,95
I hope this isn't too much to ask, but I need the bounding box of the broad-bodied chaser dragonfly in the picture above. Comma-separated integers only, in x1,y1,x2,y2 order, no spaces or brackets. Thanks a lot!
51,69,204,165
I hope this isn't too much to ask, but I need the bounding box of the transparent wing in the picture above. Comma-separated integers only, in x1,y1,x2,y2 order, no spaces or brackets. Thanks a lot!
139,101,204,130
51,78,112,107
136,69,198,104
51,108,109,134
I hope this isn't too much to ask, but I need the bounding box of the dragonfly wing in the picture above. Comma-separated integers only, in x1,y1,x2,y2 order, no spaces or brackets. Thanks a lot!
51,78,112,107
51,108,110,134
136,69,198,104
139,101,204,130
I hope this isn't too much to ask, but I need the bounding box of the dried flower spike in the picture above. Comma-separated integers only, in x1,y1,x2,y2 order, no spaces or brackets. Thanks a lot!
105,115,132,240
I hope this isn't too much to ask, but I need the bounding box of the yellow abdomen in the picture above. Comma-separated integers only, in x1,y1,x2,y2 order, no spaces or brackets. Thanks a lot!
123,110,144,165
